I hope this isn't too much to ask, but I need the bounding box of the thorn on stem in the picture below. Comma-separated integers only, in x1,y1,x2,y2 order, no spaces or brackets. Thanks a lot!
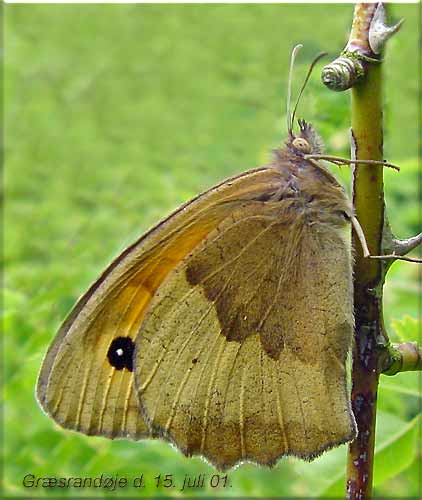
392,233,422,256
369,3,403,55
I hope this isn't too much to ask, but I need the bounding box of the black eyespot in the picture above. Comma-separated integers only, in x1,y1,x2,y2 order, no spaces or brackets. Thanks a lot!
107,336,134,372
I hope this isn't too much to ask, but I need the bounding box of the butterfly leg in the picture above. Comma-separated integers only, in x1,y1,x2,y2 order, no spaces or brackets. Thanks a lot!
350,216,422,263
304,155,400,171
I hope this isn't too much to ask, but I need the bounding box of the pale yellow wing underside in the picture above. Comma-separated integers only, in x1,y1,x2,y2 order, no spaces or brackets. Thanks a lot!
135,200,356,469
37,167,283,440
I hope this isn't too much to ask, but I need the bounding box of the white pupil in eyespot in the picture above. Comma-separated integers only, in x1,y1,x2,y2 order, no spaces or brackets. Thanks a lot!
116,348,124,356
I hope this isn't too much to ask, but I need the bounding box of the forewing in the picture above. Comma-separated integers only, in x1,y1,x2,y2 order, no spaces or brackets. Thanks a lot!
135,203,356,469
37,167,282,440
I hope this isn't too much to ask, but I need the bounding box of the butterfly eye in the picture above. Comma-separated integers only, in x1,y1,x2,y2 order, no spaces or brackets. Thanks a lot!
292,137,312,153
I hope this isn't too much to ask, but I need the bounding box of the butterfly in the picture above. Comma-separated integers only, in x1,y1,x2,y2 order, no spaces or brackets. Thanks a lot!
37,46,373,471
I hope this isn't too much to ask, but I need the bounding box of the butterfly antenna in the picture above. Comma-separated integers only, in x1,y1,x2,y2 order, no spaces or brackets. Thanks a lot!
290,51,327,130
286,44,303,134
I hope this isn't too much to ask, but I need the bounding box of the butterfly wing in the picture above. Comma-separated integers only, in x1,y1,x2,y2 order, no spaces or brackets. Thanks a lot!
134,195,356,469
36,167,282,440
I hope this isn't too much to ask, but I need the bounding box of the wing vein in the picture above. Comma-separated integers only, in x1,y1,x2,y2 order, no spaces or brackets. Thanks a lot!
272,363,289,451
121,376,134,436
98,369,116,433
200,337,226,454
75,361,90,431
239,361,248,460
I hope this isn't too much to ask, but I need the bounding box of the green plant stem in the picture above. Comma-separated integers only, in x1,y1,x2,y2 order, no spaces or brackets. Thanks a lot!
347,61,386,500
380,342,422,375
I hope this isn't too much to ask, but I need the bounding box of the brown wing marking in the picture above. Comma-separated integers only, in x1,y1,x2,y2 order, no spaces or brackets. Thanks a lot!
135,201,356,469
137,212,281,420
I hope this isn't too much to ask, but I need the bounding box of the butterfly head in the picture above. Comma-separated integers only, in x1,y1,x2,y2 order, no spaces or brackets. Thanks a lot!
289,119,324,156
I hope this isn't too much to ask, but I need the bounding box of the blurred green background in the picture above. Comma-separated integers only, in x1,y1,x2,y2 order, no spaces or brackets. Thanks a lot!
4,3,420,498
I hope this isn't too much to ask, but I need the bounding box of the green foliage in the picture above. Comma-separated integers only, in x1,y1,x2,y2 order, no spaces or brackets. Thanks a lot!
391,315,421,343
4,4,420,498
